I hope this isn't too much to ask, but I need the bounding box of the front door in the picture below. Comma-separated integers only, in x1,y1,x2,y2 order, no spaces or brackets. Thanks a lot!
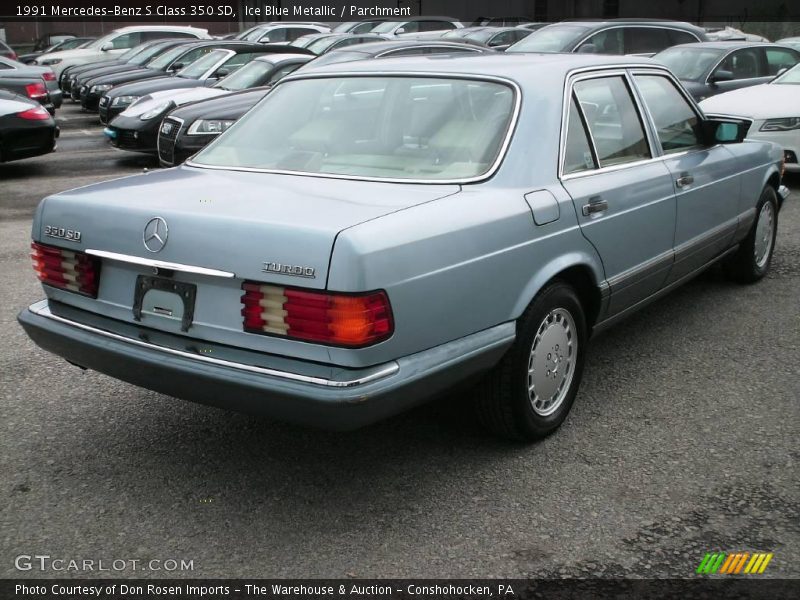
631,73,740,283
560,73,676,317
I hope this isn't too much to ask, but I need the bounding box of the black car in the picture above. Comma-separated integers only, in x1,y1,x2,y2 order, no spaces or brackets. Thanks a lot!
440,26,532,50
70,38,197,102
99,42,306,124
104,46,313,153
157,87,268,166
60,41,170,93
77,40,217,110
0,90,58,162
507,20,707,55
653,42,800,101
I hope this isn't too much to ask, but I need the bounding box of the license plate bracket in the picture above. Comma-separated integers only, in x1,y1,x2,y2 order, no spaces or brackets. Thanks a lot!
133,275,196,332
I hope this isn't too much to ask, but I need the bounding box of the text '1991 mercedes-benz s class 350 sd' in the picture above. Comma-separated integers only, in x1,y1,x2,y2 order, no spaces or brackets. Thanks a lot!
18,54,790,440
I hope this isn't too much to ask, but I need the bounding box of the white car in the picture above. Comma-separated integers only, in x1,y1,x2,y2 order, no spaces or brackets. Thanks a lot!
35,26,210,76
700,63,800,172
370,17,463,37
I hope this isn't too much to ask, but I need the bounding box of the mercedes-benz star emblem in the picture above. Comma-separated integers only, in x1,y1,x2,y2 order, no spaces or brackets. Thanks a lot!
143,217,169,253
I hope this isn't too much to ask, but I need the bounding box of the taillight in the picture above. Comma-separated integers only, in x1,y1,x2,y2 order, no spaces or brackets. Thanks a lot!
241,282,393,347
9,51,17,61
17,106,50,120
42,71,56,81
25,81,48,100
31,242,101,298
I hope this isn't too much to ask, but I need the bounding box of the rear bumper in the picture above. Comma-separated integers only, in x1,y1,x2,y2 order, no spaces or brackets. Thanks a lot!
18,299,514,430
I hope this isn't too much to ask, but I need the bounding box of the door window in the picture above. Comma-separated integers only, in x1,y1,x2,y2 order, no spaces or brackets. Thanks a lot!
634,75,702,153
583,29,623,54
717,49,764,79
419,21,456,32
669,30,700,45
765,48,798,75
573,76,651,167
258,28,288,43
624,27,671,55
108,32,142,49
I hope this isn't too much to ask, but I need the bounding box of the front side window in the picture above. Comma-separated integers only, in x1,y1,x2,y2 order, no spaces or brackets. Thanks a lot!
765,48,799,75
108,32,142,50
717,49,764,80
583,29,624,55
258,28,288,43
634,75,701,153
193,76,515,181
654,47,725,81
573,76,650,167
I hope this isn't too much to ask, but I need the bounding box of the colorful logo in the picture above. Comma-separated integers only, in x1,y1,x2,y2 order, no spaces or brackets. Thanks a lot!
696,552,774,575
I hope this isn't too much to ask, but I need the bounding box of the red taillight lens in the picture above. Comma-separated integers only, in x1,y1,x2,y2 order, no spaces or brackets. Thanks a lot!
31,242,101,298
17,106,50,120
24,81,48,100
42,71,56,81
241,282,393,347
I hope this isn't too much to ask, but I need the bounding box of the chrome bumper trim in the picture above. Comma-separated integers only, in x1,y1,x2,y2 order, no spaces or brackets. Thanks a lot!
28,301,399,388
86,249,235,279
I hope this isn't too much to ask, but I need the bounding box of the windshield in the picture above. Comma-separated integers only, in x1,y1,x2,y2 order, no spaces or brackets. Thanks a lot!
146,45,190,69
177,49,228,78
193,76,515,181
506,25,589,52
372,21,403,33
772,63,800,84
654,47,724,80
216,59,273,90
306,37,338,54
132,43,175,66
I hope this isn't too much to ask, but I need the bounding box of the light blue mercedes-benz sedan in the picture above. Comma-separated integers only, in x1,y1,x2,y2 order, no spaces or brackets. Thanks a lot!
18,54,789,440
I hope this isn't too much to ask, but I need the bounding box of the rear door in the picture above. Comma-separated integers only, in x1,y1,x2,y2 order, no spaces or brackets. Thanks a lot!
630,71,740,283
560,71,676,316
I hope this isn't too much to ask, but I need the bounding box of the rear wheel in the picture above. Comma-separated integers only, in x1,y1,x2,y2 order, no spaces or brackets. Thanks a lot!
474,281,588,441
724,185,778,283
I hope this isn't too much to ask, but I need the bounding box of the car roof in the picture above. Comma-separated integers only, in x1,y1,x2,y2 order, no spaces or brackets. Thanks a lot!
550,20,704,32
328,40,492,55
285,52,657,84
661,41,794,51
113,25,208,33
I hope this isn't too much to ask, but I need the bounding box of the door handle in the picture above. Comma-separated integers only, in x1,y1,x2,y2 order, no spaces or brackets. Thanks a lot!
582,197,608,216
676,173,695,188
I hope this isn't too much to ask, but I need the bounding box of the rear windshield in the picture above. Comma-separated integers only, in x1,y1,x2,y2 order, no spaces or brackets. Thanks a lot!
506,25,588,53
193,76,516,181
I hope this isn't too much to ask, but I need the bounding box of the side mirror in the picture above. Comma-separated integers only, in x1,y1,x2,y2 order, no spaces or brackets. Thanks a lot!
703,117,751,144
101,42,114,52
215,68,230,78
169,62,184,72
577,43,598,54
395,27,406,35
776,67,788,77
710,69,734,83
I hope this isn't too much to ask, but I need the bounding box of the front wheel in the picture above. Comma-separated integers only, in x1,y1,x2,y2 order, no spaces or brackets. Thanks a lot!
724,185,779,283
474,281,588,441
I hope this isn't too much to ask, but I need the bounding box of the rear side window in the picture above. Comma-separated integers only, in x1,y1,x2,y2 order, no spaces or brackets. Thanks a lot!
765,48,799,75
563,96,597,175
634,75,701,153
573,76,651,167
419,21,456,32
258,28,288,43
669,30,700,45
624,28,671,55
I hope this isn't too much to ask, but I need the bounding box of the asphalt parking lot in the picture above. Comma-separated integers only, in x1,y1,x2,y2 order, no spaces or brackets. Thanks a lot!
1,103,798,579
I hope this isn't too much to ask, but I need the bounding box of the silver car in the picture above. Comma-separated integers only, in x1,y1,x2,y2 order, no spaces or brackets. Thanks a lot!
18,54,789,440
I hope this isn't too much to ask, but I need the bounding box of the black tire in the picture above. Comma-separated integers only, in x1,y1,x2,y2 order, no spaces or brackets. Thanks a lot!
724,185,779,284
474,281,588,441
